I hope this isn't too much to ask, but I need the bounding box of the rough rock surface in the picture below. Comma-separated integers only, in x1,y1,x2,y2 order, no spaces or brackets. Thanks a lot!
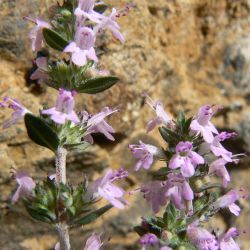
0,0,250,249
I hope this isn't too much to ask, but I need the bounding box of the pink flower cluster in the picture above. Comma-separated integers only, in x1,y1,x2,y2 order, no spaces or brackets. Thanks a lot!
1,90,118,144
129,97,245,213
26,0,132,67
87,168,128,209
129,96,248,249
187,222,241,250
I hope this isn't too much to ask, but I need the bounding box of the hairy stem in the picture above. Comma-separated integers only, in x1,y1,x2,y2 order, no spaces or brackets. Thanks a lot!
55,147,70,250
57,223,71,250
55,147,67,185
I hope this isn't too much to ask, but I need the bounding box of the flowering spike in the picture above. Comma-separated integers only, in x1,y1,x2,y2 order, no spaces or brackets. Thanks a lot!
209,158,231,187
141,181,168,213
169,141,204,177
190,105,219,143
139,233,159,245
213,189,241,216
187,222,219,250
129,141,161,171
82,107,117,143
0,97,31,129
88,169,128,209
25,17,51,51
165,173,194,212
42,89,80,124
94,8,125,43
64,27,98,66
30,57,49,84
83,232,103,250
144,95,172,132
219,228,240,250
12,170,36,202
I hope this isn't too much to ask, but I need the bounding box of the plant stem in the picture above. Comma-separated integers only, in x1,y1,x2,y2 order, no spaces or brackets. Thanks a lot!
56,147,67,185
55,147,71,250
57,223,71,250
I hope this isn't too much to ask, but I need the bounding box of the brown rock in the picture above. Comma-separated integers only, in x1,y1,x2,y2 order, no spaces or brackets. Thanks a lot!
1,0,250,249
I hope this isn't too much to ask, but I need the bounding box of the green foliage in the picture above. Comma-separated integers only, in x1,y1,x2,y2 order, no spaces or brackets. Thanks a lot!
49,0,77,40
47,61,119,94
23,178,112,227
25,113,91,153
76,76,119,94
43,28,69,51
24,113,60,152
163,204,178,230
93,3,108,13
73,204,113,226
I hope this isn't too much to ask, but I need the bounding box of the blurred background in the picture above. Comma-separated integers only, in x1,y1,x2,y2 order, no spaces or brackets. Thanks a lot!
0,0,250,249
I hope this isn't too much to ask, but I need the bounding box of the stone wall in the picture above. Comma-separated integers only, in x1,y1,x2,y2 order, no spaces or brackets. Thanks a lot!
0,0,250,249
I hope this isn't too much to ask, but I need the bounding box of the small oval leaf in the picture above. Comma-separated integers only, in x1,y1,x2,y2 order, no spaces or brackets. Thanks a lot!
76,76,119,94
43,28,69,51
94,3,108,13
73,204,112,226
24,113,60,152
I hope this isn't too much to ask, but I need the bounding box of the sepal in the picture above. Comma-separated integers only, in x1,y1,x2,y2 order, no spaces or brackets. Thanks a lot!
22,178,112,227
46,61,119,94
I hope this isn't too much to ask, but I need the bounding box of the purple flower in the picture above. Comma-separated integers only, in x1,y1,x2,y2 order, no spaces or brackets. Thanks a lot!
219,228,240,250
83,232,103,250
26,17,51,52
64,27,98,66
74,0,95,18
169,141,204,177
139,233,159,245
190,105,219,143
145,95,172,132
213,189,241,216
42,89,80,124
12,170,36,202
0,97,30,129
199,132,236,162
165,173,194,212
141,181,168,213
74,0,101,26
88,169,128,209
187,222,219,250
209,158,230,187
30,57,49,84
82,107,117,143
93,8,125,43
54,242,60,250
129,141,161,171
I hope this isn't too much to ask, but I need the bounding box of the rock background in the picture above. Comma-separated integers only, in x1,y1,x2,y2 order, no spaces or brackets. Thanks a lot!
1,0,250,249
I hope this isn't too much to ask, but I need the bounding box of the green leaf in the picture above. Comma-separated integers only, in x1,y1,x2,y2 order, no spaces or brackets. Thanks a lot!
73,204,112,226
183,117,193,134
159,127,180,144
163,203,177,230
144,217,164,232
153,167,170,180
178,242,197,250
177,111,185,126
76,76,119,94
43,28,69,51
64,142,90,152
94,3,108,13
134,226,147,237
24,114,60,152
23,199,55,223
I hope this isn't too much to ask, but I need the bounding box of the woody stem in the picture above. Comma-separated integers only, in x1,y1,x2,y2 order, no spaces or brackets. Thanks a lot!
55,147,71,250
